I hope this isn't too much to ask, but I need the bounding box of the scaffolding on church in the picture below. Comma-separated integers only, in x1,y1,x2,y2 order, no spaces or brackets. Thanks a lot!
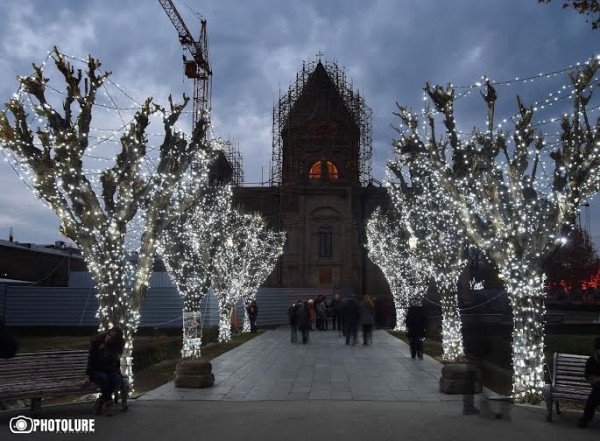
222,139,244,186
270,59,373,186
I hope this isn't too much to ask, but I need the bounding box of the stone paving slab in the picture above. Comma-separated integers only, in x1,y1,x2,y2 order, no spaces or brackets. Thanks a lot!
140,327,461,402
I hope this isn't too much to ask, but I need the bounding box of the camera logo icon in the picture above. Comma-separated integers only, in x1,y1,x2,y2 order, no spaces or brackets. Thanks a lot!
9,416,33,434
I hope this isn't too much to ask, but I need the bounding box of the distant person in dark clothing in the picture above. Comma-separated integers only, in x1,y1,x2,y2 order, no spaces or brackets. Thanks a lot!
330,294,342,331
343,296,360,345
317,298,328,331
298,301,311,344
360,295,375,346
405,301,427,360
246,300,258,333
578,337,600,428
288,301,300,343
84,327,125,416
0,317,17,358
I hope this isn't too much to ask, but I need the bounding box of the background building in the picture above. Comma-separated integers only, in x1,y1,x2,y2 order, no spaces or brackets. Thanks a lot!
234,59,390,297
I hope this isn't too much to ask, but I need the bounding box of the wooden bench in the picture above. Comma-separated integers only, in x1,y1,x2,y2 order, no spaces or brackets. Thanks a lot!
0,349,129,415
542,352,591,422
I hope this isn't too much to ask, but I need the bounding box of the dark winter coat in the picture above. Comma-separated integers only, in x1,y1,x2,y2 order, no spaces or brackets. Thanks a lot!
0,323,17,359
297,303,311,330
405,305,427,338
86,333,124,375
288,304,299,326
359,302,375,326
246,302,258,319
585,351,600,383
342,298,360,323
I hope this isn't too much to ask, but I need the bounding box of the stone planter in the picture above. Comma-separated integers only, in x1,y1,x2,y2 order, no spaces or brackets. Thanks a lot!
439,363,482,394
174,359,214,388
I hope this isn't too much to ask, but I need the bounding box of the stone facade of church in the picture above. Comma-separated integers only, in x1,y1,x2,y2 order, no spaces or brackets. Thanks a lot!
234,60,390,297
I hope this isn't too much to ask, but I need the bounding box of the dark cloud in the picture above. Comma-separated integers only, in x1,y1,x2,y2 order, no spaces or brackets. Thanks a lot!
0,0,598,246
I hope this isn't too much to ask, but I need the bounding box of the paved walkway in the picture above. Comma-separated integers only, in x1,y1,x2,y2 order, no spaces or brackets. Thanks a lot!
141,327,452,402
1,327,598,440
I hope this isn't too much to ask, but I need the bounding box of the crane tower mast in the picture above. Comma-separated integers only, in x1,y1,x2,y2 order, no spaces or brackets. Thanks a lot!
158,0,212,129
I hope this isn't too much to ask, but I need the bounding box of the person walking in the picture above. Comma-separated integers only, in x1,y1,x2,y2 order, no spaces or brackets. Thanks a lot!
405,300,427,359
298,301,311,344
288,301,300,343
317,298,328,331
360,295,375,346
246,300,258,333
307,298,316,331
578,337,600,428
335,295,345,336
84,327,125,416
330,294,340,331
343,295,360,346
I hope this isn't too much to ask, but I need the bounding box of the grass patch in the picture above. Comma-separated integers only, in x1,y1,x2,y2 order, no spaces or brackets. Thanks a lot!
388,330,445,360
131,330,264,394
387,330,512,395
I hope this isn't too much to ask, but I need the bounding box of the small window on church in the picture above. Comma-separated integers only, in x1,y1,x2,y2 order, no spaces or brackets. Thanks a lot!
309,160,339,180
318,225,333,258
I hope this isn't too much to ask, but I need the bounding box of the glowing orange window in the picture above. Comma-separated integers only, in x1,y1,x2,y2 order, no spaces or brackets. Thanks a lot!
309,160,339,180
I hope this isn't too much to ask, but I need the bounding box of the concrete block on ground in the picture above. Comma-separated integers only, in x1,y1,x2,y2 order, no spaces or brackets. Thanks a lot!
439,363,482,394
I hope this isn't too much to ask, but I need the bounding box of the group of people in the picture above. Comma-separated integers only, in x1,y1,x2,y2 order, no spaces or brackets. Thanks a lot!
286,294,428,354
287,294,375,346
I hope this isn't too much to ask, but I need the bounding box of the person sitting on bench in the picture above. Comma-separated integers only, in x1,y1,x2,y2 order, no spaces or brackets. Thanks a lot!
578,337,600,428
83,327,125,417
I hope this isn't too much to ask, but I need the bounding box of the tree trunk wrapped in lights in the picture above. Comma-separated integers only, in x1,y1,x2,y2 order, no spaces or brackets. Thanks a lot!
366,207,429,332
387,156,466,361
212,211,285,342
240,227,285,332
0,48,214,387
160,184,233,358
393,58,600,402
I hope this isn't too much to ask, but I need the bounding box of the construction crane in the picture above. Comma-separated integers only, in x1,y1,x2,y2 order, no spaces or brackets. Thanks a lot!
158,0,212,130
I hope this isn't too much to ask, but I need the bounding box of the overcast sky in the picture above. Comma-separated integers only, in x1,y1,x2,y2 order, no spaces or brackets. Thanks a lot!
0,0,598,249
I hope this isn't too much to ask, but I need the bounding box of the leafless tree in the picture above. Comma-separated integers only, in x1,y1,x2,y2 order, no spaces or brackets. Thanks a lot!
0,48,213,383
393,59,599,402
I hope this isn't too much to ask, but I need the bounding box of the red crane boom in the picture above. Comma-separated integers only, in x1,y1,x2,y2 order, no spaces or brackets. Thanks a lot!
158,0,212,129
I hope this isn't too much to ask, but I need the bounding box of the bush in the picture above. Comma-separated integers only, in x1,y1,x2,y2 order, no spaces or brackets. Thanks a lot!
133,337,182,372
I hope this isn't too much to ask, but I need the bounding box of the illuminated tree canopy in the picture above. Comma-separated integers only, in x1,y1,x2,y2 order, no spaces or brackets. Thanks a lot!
0,48,215,384
160,181,233,358
393,58,600,402
212,211,285,342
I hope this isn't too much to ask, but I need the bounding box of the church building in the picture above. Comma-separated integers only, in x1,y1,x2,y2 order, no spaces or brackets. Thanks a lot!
234,59,390,297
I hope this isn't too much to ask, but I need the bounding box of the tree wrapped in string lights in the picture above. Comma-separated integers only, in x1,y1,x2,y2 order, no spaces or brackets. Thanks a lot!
160,182,233,358
212,211,285,342
0,48,214,384
393,58,600,402
366,206,429,332
366,207,407,331
240,224,286,333
387,154,466,361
